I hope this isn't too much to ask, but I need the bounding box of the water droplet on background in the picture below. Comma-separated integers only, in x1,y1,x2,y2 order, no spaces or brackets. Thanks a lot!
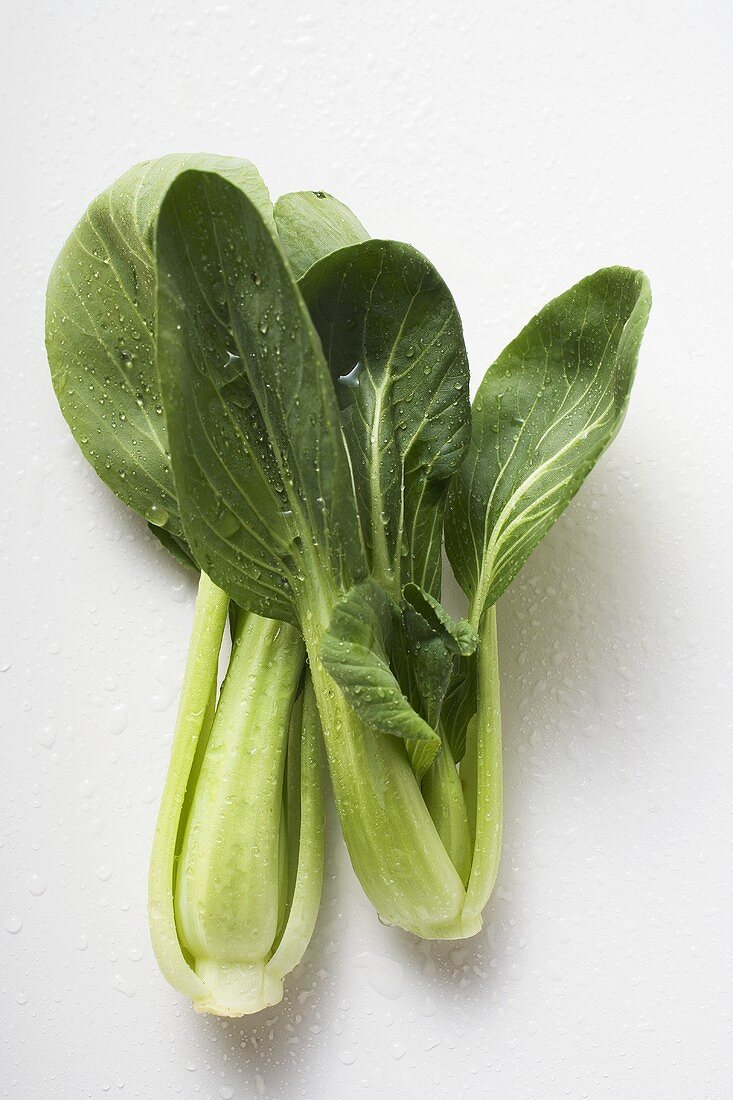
105,702,128,736
27,874,47,897
110,974,136,998
35,724,56,748
354,951,405,1000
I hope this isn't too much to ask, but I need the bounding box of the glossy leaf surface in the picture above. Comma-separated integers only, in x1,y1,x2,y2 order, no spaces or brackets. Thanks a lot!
300,239,470,598
446,266,652,621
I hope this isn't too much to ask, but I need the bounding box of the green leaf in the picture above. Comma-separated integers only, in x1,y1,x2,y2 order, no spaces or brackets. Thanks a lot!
440,655,477,763
320,579,441,774
397,585,476,770
274,190,369,279
446,267,652,621
46,153,274,542
398,603,453,731
156,169,365,626
402,583,478,657
299,239,471,598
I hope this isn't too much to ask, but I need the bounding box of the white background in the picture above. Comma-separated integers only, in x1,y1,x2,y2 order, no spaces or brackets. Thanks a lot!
2,1,732,1097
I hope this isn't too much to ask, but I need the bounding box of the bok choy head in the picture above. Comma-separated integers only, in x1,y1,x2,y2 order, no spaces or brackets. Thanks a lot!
156,169,480,938
44,155,353,1015
442,267,652,924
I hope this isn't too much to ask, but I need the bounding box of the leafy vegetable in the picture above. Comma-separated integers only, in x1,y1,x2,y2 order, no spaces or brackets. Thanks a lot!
298,235,474,866
171,612,311,1015
445,267,652,922
447,267,651,619
48,151,652,1013
156,170,475,937
45,155,327,1016
157,170,364,626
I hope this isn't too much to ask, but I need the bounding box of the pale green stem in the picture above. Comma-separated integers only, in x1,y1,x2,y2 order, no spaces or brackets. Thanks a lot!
280,692,305,923
148,572,230,1003
175,613,304,1017
266,674,324,985
461,714,478,846
462,604,503,924
421,727,472,887
302,612,478,939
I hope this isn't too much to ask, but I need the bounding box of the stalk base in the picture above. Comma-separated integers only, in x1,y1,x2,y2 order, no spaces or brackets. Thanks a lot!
395,909,483,941
193,959,283,1018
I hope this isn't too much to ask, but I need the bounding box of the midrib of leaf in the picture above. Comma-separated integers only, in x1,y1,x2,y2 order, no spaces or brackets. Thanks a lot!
468,291,624,618
468,391,614,626
368,377,394,590
360,251,394,592
363,275,420,595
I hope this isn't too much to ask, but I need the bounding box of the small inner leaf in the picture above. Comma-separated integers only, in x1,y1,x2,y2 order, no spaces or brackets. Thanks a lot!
320,579,441,774
440,655,478,764
274,191,369,280
402,583,478,657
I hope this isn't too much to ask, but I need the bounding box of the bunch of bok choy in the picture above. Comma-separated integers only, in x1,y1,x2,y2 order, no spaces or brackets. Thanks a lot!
46,153,650,1017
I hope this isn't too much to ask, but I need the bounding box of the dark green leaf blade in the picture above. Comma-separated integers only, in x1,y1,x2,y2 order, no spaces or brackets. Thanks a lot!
397,585,470,772
300,240,471,599
321,579,441,773
402,583,478,657
274,191,369,279
397,586,476,772
446,266,652,620
156,169,364,625
398,603,453,729
46,153,274,542
441,655,477,763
